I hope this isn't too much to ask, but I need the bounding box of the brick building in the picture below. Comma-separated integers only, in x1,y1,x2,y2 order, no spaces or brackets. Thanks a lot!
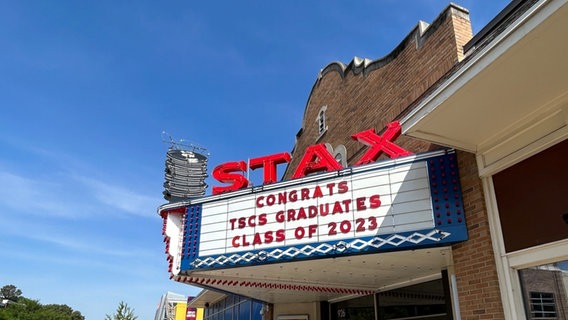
160,1,568,319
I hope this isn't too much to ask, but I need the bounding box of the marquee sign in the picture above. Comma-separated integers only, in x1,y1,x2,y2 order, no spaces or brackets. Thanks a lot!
160,149,467,274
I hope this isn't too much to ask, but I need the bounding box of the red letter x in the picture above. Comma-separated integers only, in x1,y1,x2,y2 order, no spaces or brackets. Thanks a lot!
352,121,412,165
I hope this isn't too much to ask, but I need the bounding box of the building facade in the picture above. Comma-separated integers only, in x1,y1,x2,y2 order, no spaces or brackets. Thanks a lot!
159,1,568,319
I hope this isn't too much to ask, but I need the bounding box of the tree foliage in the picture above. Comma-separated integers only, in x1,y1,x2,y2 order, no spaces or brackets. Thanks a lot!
104,301,138,320
0,285,84,320
0,285,22,302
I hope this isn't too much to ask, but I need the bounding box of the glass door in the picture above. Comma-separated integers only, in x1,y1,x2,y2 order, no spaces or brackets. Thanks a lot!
377,279,449,320
330,277,452,320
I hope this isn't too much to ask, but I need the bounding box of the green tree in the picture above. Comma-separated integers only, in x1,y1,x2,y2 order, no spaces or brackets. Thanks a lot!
0,285,22,302
105,301,138,320
42,303,85,320
0,297,42,320
0,296,84,320
71,310,84,320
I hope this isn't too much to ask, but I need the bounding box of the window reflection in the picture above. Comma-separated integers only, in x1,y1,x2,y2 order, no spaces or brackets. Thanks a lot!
519,260,568,319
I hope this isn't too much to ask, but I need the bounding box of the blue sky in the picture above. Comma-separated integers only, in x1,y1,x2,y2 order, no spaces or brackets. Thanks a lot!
0,1,511,319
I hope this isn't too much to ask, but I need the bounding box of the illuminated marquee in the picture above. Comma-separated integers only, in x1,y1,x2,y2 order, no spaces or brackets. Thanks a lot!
160,149,467,273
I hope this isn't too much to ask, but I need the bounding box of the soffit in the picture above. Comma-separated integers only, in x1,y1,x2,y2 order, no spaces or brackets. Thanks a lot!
188,290,226,308
180,247,451,306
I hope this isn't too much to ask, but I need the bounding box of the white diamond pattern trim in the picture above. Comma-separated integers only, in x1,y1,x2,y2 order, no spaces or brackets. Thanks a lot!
190,229,450,269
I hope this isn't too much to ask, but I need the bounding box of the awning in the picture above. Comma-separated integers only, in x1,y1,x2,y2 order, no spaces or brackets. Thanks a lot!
401,0,568,176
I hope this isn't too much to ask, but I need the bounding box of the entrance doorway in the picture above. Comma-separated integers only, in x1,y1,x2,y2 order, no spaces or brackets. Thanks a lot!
330,277,452,320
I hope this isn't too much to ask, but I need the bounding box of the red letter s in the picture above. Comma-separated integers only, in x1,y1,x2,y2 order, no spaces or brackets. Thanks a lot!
212,161,249,195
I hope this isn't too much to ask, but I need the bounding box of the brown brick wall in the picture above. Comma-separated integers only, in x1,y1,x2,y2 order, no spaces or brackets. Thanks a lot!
452,6,474,61
284,4,504,319
453,151,504,320
284,5,474,177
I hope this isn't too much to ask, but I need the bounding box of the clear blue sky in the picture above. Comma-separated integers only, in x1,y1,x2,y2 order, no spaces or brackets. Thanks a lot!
1,1,510,319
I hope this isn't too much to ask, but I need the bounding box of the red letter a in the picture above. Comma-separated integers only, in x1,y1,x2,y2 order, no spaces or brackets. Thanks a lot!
292,144,343,179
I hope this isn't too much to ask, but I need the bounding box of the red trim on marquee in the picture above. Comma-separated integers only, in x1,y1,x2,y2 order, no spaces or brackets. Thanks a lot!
161,208,186,278
160,206,186,219
174,276,374,296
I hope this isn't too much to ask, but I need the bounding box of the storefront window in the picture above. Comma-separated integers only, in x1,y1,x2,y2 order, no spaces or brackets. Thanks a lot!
519,260,568,319
239,301,251,320
203,295,264,320
225,305,233,320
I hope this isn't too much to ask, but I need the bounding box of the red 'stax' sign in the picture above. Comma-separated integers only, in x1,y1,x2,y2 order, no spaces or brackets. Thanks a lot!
212,121,412,195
